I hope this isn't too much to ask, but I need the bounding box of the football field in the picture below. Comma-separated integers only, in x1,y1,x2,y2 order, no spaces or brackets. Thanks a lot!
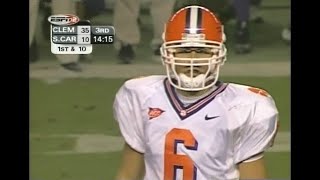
30,62,290,180
31,0,290,178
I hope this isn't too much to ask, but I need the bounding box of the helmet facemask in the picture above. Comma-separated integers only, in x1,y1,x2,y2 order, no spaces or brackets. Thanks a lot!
161,5,227,92
161,38,227,92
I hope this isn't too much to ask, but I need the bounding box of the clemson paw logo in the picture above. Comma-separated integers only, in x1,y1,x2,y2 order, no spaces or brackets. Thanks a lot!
148,107,165,120
248,87,270,97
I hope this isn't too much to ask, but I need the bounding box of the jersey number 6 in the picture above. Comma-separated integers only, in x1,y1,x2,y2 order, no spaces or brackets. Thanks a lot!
164,128,198,180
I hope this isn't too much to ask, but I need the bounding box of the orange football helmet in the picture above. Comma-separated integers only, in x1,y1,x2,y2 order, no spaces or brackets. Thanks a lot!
160,5,227,91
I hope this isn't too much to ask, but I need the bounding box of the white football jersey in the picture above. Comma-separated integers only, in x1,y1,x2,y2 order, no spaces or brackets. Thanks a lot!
113,75,279,180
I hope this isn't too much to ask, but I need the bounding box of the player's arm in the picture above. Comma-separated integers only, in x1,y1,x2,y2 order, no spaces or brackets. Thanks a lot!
113,83,146,180
115,143,145,180
234,88,279,179
238,153,267,179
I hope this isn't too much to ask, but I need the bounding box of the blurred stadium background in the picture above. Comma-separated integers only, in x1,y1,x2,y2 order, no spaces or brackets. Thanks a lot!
30,0,290,179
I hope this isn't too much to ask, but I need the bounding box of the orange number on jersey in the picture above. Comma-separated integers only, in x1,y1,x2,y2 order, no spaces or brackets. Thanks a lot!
248,87,270,97
164,128,198,180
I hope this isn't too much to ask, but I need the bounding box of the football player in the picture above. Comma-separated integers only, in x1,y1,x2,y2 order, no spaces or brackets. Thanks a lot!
113,5,279,180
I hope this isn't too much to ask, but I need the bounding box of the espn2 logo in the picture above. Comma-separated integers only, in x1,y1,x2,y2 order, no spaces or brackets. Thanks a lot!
48,14,80,26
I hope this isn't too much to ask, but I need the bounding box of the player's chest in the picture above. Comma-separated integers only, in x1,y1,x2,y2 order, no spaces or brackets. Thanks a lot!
142,98,235,158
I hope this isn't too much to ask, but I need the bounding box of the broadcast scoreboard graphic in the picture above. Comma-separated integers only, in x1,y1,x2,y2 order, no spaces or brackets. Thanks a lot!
48,14,115,54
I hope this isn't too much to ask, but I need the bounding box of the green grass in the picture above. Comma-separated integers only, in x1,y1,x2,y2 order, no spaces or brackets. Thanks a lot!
31,152,122,180
30,78,123,134
31,137,75,154
31,152,290,180
265,152,291,178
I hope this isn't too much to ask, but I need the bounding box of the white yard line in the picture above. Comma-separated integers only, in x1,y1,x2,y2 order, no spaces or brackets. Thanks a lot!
30,62,290,83
30,132,290,155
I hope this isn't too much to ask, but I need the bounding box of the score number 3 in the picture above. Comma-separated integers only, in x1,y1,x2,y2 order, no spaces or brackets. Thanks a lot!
164,128,198,180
